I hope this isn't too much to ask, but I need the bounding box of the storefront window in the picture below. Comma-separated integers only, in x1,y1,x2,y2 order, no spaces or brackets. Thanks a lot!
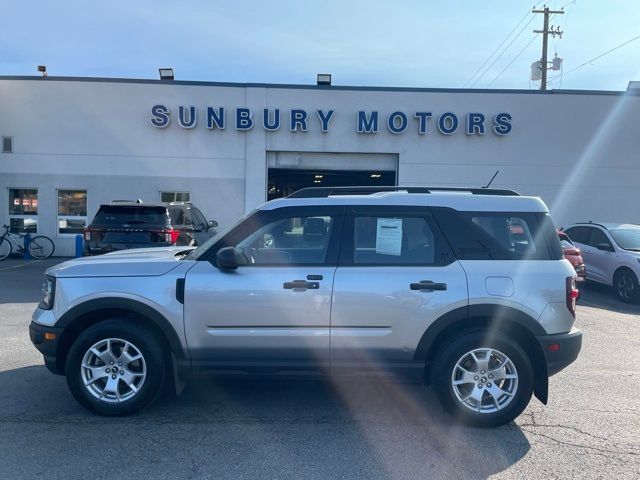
161,191,190,202
8,188,38,233
58,189,87,234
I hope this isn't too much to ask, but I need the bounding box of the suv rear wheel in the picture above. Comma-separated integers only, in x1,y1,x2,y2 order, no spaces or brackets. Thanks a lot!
65,320,166,416
431,331,534,427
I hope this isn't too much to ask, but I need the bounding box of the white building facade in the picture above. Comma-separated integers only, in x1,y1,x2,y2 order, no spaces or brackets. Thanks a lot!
1,76,639,256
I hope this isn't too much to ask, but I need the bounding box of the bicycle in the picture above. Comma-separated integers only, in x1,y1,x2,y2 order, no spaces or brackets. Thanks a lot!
0,224,55,260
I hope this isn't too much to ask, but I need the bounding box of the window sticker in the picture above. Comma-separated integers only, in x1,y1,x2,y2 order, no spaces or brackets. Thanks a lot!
376,218,403,256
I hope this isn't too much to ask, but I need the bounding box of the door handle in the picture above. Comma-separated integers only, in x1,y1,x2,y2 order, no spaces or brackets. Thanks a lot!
283,280,320,290
410,280,447,291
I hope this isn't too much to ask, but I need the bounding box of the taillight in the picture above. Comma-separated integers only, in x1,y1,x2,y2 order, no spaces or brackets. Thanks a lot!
566,276,579,317
165,229,180,244
84,228,93,241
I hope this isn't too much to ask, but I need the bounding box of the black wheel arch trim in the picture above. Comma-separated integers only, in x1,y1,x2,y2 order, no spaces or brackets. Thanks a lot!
56,297,189,362
415,304,549,404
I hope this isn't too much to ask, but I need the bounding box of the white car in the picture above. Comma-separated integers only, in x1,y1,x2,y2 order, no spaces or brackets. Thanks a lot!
563,222,640,303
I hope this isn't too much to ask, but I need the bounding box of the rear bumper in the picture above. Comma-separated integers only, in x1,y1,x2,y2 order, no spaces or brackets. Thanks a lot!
537,327,582,376
29,321,65,375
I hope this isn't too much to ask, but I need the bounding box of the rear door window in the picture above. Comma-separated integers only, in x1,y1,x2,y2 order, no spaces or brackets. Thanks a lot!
564,226,590,245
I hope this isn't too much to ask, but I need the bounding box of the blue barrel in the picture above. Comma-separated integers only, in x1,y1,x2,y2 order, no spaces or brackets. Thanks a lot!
23,233,31,259
75,234,84,257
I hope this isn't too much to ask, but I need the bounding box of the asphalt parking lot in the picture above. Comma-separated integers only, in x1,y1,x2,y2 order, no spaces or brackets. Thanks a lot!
0,259,638,479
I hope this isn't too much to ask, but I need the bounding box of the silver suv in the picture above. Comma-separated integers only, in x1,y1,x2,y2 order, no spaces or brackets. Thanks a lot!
29,186,582,427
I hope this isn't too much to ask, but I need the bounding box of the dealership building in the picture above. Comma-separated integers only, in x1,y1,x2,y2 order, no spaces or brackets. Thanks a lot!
1,75,639,256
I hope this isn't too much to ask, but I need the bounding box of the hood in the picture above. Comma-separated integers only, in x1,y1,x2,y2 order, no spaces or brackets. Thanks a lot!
46,246,196,278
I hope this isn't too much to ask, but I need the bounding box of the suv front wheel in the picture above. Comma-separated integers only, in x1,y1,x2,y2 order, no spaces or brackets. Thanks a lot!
431,331,534,427
65,320,166,416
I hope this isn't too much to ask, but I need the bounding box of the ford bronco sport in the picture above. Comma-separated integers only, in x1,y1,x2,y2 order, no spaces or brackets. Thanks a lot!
30,186,582,427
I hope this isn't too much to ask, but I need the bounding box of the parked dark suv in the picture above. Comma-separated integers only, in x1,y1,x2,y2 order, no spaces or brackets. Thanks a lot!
84,201,217,255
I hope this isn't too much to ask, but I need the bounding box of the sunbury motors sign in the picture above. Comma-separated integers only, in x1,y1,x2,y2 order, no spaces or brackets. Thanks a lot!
150,105,512,136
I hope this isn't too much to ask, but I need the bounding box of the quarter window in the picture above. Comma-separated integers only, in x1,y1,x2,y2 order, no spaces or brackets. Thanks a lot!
353,215,437,265
57,189,87,234
235,215,334,265
8,188,38,233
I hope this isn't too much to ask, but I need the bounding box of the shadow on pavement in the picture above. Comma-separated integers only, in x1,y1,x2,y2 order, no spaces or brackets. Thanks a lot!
0,364,530,479
578,281,640,315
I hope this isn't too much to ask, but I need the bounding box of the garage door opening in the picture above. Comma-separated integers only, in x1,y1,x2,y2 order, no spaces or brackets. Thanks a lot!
266,152,398,201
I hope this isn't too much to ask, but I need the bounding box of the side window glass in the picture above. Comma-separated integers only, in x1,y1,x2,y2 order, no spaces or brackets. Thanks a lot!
193,209,207,227
236,216,333,265
353,216,436,265
468,215,537,258
589,228,611,247
565,227,588,244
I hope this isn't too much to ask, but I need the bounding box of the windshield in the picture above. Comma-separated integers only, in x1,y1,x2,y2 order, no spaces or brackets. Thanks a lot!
609,227,640,251
184,209,258,260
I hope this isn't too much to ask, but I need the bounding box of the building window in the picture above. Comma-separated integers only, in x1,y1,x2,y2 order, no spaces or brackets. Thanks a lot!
57,189,88,234
2,137,13,153
8,188,38,233
161,191,190,203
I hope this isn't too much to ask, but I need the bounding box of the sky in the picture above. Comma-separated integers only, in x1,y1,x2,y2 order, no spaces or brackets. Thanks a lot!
1,0,639,91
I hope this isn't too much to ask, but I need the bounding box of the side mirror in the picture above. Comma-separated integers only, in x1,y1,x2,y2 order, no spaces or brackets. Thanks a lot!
208,220,218,229
595,243,614,252
216,247,245,269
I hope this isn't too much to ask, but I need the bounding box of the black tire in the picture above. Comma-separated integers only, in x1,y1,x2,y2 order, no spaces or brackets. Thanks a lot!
65,320,166,416
0,237,11,261
28,235,55,259
430,331,534,427
613,268,640,304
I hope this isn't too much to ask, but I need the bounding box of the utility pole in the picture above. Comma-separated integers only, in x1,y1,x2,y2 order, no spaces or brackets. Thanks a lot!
533,6,564,91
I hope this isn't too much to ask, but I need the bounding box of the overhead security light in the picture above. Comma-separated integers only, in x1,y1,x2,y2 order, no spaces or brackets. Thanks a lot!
159,68,174,80
317,74,331,86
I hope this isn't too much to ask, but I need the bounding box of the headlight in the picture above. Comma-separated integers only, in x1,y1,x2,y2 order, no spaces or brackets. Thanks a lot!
40,276,56,310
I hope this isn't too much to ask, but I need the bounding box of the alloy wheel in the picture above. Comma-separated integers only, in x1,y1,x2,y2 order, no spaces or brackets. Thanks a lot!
616,273,635,301
80,338,147,403
451,348,519,414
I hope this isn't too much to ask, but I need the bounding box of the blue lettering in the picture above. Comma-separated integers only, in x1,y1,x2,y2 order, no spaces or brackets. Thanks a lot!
387,111,408,134
263,109,280,131
316,109,334,132
466,113,485,135
178,106,197,129
290,109,308,131
414,112,432,134
357,111,379,133
438,112,458,135
493,113,512,135
236,108,253,130
150,104,170,128
206,107,225,130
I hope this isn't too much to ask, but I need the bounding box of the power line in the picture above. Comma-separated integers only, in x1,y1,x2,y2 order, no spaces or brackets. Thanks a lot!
547,33,640,81
463,2,546,88
486,34,539,87
469,13,538,87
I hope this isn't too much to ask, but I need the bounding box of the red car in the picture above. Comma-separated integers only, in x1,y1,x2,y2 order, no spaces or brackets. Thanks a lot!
558,230,586,282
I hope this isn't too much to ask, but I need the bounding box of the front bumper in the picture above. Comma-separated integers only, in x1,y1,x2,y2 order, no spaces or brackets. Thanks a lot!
29,321,64,375
537,327,582,376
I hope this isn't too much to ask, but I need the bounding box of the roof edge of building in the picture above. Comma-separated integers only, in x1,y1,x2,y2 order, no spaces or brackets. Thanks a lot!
0,75,634,96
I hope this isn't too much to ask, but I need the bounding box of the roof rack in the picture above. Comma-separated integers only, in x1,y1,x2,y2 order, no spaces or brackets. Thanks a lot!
109,198,144,204
287,186,520,198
